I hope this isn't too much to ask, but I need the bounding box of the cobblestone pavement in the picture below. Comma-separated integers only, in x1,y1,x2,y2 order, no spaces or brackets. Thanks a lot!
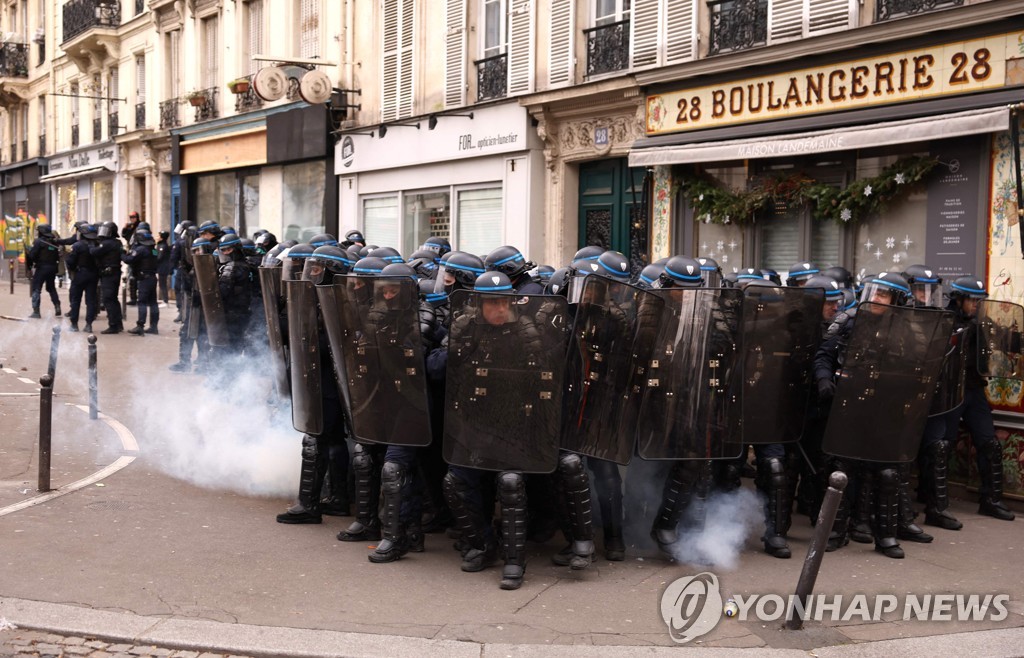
0,628,253,658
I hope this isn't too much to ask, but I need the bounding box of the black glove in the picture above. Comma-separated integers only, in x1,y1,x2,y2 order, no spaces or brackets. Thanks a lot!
817,378,836,400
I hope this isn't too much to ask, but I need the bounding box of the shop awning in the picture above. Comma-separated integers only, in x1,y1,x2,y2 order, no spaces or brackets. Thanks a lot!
38,166,110,184
628,106,1009,166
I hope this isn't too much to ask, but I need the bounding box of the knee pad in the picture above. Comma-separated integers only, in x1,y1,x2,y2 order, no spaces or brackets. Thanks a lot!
381,461,405,494
301,434,318,460
352,443,374,473
498,471,526,505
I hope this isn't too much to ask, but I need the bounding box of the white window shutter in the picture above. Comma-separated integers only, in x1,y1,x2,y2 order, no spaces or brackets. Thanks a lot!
136,55,146,101
444,0,466,107
507,0,533,95
769,0,802,44
299,0,320,59
807,0,854,35
630,0,660,68
548,0,574,87
398,0,414,118
664,0,696,63
248,0,264,74
109,67,119,112
381,0,399,122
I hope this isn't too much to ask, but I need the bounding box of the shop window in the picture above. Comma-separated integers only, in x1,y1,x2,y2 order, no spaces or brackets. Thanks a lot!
57,183,77,235
691,166,746,269
363,196,400,248
457,187,502,257
92,179,114,224
197,172,237,229
852,154,927,278
282,161,325,242
403,190,450,255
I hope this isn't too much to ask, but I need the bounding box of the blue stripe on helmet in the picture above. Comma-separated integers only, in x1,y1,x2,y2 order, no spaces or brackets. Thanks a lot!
353,266,384,274
822,289,843,298
790,268,818,276
639,274,656,284
383,255,404,264
425,292,448,303
871,277,910,293
476,284,513,292
446,261,486,274
219,236,241,247
914,277,940,284
316,253,353,265
699,265,717,271
951,282,985,295
597,259,631,278
311,239,339,247
736,273,763,280
493,253,524,266
288,251,315,259
665,265,703,282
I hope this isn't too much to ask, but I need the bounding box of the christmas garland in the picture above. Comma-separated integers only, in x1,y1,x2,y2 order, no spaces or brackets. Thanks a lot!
680,156,939,226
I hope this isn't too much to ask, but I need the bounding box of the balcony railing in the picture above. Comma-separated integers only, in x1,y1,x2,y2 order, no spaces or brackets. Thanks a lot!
63,0,121,43
92,117,102,141
71,123,80,147
134,0,144,15
39,133,46,156
475,53,507,102
0,43,29,78
233,74,264,113
160,98,180,129
193,87,219,122
584,19,630,77
876,0,963,21
708,0,767,55
108,111,119,136
135,101,146,129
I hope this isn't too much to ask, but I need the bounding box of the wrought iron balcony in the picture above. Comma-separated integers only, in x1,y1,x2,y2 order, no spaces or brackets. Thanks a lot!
108,111,119,136
192,87,219,123
62,0,121,43
233,74,263,113
159,98,180,129
135,101,146,129
584,19,630,78
708,0,767,55
39,133,46,156
0,43,29,78
72,123,80,147
876,0,963,21
134,0,144,15
475,53,507,102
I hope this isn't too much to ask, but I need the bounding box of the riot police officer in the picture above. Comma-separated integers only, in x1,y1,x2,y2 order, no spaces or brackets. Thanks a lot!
89,221,125,334
122,229,160,335
215,233,254,355
786,262,819,287
65,223,100,332
26,223,63,319
485,245,544,294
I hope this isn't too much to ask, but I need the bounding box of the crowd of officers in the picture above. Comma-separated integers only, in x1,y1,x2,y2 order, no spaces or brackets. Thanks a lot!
160,222,1016,590
24,211,173,335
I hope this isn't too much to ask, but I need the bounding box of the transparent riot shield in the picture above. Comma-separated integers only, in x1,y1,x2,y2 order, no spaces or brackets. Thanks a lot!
635,288,744,461
822,303,955,463
259,266,289,400
739,286,824,445
184,286,201,340
930,326,966,416
443,291,570,473
561,276,660,465
192,253,229,347
318,276,431,446
977,299,1024,381
284,279,323,435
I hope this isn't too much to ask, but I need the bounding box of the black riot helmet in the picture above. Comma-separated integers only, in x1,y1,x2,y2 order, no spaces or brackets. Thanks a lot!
358,244,379,258
534,265,555,284
191,237,215,255
419,278,448,307
408,248,439,279
134,229,156,246
370,246,404,264
474,271,514,292
174,220,195,240
804,274,844,322
820,266,853,289
736,267,765,285
36,223,53,237
240,238,258,259
722,271,740,288
136,221,151,233
859,271,911,306
658,256,704,289
303,245,353,284
309,233,338,248
485,245,533,279
786,262,819,287
435,250,486,294
572,245,605,265
949,275,987,300
197,220,222,239
762,268,782,285
594,250,631,281
97,221,118,239
381,262,418,280
352,256,389,276
345,244,363,262
343,229,366,247
80,224,99,240
421,237,452,260
739,277,781,291
545,267,571,296
902,264,943,308
262,242,288,268
697,257,722,288
217,232,243,264
254,231,278,254
635,263,666,290
282,242,315,282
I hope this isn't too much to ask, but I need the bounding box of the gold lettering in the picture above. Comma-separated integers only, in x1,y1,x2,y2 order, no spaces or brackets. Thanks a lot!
874,62,894,96
898,58,908,92
913,54,934,90
712,89,726,119
805,73,824,105
729,87,744,115
828,69,846,102
850,65,870,99
747,83,764,113
783,77,802,108
767,81,783,110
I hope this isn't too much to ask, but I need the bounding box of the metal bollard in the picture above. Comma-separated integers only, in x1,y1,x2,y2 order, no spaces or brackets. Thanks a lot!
38,374,54,492
785,470,849,631
88,334,98,420
47,325,62,381
8,259,13,295
121,278,127,317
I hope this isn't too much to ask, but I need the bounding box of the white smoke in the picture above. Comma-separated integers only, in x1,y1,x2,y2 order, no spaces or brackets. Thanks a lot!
669,488,764,570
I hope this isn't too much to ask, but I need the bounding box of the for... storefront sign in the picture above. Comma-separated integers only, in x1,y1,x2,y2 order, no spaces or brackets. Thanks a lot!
46,144,118,174
646,31,1024,135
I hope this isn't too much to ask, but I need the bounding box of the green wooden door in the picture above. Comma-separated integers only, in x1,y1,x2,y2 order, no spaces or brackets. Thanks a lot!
578,158,648,273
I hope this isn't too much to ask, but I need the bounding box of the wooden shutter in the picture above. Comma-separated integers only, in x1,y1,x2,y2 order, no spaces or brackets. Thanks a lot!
299,0,319,59
398,0,413,118
630,0,660,68
548,0,573,86
444,0,466,107
506,0,533,95
203,17,218,88
169,30,180,98
769,0,803,44
381,0,399,121
248,0,264,74
136,55,146,102
664,0,696,63
807,0,853,35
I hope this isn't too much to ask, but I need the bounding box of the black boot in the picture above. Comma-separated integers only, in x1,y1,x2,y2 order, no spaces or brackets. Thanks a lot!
54,303,62,317
83,322,93,333
127,323,145,336
978,442,1016,521
849,466,874,543
551,454,595,570
498,471,528,590
896,463,933,542
338,443,383,541
68,322,79,332
650,460,707,555
921,441,963,529
759,457,792,559
369,462,409,563
276,435,324,524
443,472,497,572
590,458,625,561
873,468,905,559
30,308,41,319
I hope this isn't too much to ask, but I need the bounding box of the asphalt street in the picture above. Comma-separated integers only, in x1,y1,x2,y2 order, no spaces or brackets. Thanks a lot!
0,275,1022,657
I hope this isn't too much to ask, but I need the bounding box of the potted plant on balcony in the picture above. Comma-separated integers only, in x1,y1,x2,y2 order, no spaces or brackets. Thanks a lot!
227,77,251,95
185,90,207,107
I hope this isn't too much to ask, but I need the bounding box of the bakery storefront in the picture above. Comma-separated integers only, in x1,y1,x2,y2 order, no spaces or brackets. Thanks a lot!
42,143,119,235
630,26,1024,495
335,102,545,259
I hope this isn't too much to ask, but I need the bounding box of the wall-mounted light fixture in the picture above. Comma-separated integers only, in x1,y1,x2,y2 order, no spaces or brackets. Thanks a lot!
428,112,474,130
378,122,420,138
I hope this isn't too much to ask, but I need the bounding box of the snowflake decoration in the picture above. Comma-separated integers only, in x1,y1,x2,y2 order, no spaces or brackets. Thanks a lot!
864,185,873,197
700,242,708,252
716,240,725,251
705,213,712,224
840,208,852,222
885,236,896,249
901,235,913,250
893,253,902,264
874,249,883,260
728,240,738,251
699,194,705,201
864,239,874,251
894,173,906,185
721,254,729,264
